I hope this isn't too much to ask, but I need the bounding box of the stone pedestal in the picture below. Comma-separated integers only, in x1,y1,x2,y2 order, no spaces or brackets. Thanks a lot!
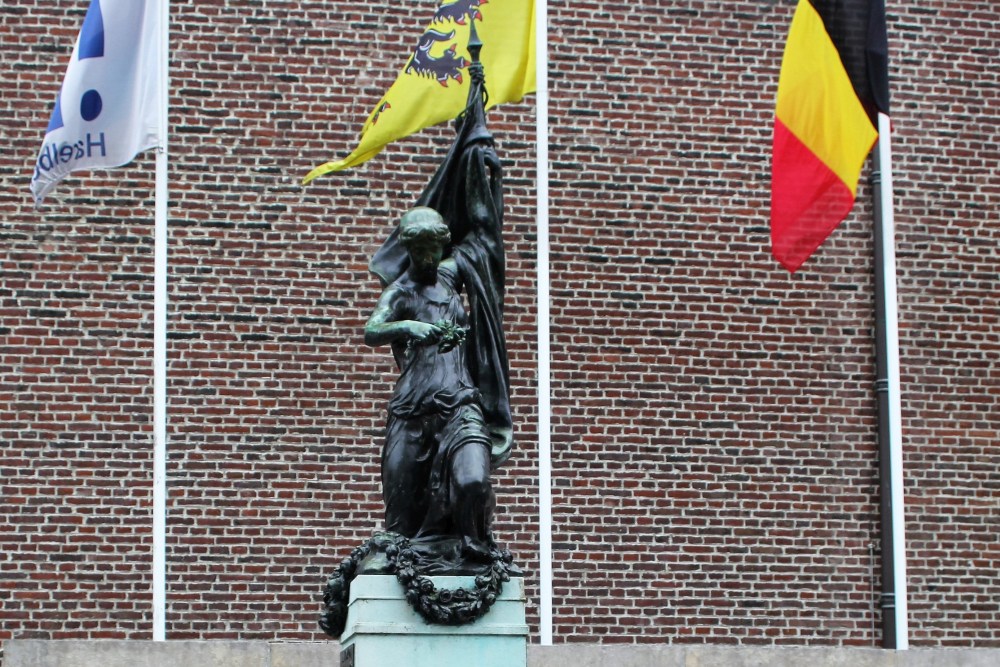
340,575,527,667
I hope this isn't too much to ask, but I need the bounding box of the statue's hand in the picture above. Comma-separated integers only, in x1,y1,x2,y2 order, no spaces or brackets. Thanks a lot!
434,319,467,353
405,321,444,344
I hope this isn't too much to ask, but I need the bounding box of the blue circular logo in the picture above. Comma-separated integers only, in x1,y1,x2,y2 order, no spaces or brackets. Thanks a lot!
81,89,103,121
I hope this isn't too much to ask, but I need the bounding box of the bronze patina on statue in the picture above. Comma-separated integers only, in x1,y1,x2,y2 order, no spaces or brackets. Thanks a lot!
319,42,520,638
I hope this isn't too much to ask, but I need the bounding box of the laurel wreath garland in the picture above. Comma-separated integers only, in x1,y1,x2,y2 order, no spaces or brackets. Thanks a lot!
433,319,467,353
319,532,516,638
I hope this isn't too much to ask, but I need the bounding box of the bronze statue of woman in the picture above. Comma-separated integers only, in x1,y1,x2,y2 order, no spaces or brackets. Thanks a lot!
365,206,496,566
319,54,518,638
364,64,513,574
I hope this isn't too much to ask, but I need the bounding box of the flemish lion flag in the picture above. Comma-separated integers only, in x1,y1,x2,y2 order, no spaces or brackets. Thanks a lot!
771,0,890,272
304,0,535,182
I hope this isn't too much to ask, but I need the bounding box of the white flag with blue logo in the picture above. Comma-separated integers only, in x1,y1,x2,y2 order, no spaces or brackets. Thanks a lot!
31,0,162,206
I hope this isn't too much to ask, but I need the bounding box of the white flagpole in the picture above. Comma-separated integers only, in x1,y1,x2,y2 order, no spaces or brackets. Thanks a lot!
875,111,909,649
534,0,553,647
152,0,170,642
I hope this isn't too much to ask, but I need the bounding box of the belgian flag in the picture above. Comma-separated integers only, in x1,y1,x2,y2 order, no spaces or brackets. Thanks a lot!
771,0,890,273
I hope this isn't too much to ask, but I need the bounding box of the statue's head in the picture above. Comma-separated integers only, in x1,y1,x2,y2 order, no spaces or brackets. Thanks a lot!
399,207,450,247
399,207,450,283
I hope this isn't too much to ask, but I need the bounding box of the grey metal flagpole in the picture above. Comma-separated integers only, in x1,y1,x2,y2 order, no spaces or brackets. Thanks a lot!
871,110,909,650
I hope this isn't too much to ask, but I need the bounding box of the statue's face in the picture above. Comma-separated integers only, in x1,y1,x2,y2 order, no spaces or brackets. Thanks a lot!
407,236,444,283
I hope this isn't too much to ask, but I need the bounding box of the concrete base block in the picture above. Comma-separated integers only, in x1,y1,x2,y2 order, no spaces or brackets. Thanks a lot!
682,646,893,667
4,640,274,667
6,640,1000,667
268,642,340,667
4,640,342,667
525,645,1000,667
900,649,1000,667
341,574,528,667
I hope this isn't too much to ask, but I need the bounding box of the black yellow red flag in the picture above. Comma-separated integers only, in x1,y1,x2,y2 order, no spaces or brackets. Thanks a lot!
771,0,889,272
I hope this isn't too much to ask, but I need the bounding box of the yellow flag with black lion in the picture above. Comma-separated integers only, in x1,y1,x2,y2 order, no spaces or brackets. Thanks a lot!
304,0,535,182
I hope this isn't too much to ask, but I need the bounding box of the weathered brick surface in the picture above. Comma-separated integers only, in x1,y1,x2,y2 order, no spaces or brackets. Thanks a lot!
1,0,997,651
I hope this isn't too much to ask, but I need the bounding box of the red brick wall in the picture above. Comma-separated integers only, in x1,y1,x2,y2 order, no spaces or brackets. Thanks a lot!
1,0,998,650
